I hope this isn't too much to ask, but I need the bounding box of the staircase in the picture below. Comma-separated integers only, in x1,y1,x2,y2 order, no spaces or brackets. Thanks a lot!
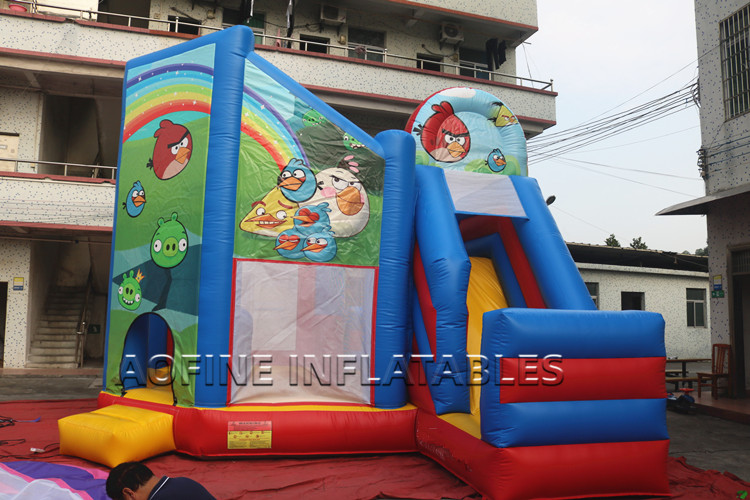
27,286,85,369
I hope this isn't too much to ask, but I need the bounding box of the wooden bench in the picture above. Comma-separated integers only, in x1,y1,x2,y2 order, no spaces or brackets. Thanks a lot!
666,376,699,391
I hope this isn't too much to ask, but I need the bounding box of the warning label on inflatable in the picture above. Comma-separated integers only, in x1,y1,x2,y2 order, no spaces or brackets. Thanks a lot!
227,420,272,449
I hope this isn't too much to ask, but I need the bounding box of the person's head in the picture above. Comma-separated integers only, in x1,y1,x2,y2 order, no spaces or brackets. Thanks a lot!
106,461,155,500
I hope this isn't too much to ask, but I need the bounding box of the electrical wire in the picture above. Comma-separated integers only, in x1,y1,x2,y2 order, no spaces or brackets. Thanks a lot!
532,154,701,181
521,43,534,82
558,38,719,129
561,125,698,153
528,83,697,159
530,81,694,144
528,90,694,154
707,132,750,158
535,155,698,197
549,205,612,235
0,442,60,460
529,104,692,159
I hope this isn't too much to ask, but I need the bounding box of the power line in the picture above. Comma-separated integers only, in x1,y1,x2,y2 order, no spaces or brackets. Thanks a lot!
562,38,719,129
528,82,697,159
561,125,698,153
529,80,695,144
549,205,612,235
536,156,699,197
532,154,701,181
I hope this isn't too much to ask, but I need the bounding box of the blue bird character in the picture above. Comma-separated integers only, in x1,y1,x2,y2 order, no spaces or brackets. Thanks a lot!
486,148,506,173
302,232,338,262
278,158,316,203
274,228,305,259
293,203,332,235
123,180,146,217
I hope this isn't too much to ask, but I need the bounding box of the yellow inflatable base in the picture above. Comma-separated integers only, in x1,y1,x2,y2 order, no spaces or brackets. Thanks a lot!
58,404,176,468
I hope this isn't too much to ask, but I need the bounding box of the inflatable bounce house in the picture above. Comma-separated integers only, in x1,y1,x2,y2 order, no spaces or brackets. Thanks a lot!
58,26,670,499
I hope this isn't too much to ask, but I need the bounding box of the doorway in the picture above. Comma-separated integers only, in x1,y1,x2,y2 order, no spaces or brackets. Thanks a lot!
119,313,174,398
0,282,7,365
732,272,750,397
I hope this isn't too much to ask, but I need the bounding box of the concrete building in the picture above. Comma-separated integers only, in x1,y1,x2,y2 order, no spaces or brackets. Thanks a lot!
569,243,710,359
660,0,750,396
0,0,557,368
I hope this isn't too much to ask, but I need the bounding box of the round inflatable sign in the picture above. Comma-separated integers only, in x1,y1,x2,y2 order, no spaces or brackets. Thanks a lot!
406,87,528,176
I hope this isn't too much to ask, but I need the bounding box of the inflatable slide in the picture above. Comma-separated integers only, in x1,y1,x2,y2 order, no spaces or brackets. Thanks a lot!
58,26,669,500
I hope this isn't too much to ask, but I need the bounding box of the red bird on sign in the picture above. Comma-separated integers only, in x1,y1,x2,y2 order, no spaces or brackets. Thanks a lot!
416,101,471,163
147,119,193,180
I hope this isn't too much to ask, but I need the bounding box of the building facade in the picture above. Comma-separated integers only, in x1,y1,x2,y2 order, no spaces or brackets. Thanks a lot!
569,244,710,360
0,0,557,368
661,1,750,395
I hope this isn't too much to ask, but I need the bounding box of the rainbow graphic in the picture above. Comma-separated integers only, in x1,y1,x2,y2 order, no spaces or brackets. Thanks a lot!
123,54,215,143
240,85,307,170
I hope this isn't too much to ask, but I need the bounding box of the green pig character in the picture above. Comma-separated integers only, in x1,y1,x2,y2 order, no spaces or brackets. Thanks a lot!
151,212,188,268
118,269,143,310
302,109,327,126
342,133,365,151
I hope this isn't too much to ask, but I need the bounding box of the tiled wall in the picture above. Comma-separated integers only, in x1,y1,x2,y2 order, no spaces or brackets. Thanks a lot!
695,0,750,194
0,89,42,168
578,263,711,359
403,0,537,26
0,176,115,227
1,5,542,120
0,239,31,368
149,0,222,32
0,15,187,60
707,195,750,345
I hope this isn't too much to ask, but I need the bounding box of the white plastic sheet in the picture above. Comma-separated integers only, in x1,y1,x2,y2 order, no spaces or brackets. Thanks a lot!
231,260,375,404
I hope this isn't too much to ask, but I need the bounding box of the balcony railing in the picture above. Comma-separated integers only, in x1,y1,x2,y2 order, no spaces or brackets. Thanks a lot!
8,0,554,91
0,158,117,179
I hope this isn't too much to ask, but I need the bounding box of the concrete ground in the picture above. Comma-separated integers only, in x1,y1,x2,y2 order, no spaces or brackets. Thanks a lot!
0,373,101,401
0,370,749,484
667,409,750,481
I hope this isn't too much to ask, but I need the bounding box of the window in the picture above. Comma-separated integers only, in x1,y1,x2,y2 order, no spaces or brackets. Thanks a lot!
720,5,750,118
687,288,707,327
732,248,750,273
247,14,266,45
348,27,385,62
417,54,442,72
585,282,599,309
221,7,243,27
299,35,329,54
459,48,489,80
621,292,644,311
223,10,265,45
167,15,200,35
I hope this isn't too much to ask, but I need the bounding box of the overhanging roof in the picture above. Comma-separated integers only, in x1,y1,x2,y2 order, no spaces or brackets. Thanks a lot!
567,242,708,272
657,184,750,216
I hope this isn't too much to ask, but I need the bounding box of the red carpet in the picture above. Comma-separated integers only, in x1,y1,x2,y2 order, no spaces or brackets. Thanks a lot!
0,399,748,499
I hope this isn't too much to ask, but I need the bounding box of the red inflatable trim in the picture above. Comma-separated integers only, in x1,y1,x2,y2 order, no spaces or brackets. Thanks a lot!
416,410,669,500
99,392,417,456
499,356,667,403
413,243,437,357
495,217,546,308
458,216,546,308
407,338,437,414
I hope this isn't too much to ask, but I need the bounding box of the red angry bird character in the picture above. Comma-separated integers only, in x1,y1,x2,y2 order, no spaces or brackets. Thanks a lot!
416,101,470,163
147,119,192,180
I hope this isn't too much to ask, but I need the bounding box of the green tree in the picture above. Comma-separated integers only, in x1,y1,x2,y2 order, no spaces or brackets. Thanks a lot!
605,234,621,247
630,237,648,250
695,246,708,256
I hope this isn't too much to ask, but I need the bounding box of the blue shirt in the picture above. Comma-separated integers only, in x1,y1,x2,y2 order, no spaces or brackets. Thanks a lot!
148,476,216,500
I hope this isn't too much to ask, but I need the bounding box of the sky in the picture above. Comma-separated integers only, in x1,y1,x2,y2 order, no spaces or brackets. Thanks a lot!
522,1,706,253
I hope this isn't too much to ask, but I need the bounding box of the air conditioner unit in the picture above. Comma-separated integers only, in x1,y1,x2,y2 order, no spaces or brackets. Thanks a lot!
320,4,346,26
440,22,464,44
